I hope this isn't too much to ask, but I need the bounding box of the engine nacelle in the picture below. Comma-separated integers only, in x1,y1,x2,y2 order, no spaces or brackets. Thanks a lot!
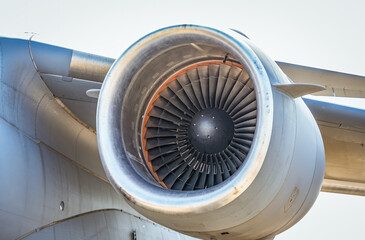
97,25,325,240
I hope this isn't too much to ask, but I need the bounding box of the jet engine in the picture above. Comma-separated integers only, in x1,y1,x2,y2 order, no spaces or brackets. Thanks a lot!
97,25,325,240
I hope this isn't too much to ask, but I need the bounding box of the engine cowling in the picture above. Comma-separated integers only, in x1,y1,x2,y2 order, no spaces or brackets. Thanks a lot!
97,25,325,240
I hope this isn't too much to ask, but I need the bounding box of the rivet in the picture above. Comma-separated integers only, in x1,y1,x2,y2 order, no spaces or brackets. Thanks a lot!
59,201,65,211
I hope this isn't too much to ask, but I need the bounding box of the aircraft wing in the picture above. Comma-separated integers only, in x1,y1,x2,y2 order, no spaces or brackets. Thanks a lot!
277,61,365,98
303,98,365,196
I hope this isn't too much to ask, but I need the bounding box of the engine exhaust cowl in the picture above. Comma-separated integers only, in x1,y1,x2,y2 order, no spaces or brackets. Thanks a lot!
97,25,325,240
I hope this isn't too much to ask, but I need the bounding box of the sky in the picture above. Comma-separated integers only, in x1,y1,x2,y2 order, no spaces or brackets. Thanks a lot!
1,0,364,239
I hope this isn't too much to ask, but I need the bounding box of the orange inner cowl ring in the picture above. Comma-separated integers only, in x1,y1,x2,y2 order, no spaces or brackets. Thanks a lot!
141,60,244,189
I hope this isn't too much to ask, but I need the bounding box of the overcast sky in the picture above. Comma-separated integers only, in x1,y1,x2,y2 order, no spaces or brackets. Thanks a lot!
1,0,364,239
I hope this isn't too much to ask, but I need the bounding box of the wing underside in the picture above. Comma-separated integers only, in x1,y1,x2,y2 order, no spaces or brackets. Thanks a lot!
303,98,365,196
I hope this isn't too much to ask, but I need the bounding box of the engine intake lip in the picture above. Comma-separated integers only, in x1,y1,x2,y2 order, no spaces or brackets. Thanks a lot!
97,25,273,214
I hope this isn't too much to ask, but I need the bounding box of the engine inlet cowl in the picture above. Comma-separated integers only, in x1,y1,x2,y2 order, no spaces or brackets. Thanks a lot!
97,25,324,240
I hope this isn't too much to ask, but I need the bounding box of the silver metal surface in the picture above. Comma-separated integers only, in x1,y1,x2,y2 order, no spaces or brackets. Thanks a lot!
69,50,115,82
277,61,365,98
30,38,114,82
86,89,100,99
0,37,191,240
304,97,365,130
273,83,326,98
23,209,197,240
28,37,112,129
304,97,365,193
322,179,365,196
41,74,101,128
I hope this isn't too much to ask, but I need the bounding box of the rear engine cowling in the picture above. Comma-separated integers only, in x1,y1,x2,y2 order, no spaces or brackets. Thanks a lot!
97,25,325,240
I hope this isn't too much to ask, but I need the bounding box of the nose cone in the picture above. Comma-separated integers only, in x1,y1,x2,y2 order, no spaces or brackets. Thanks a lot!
188,108,234,154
